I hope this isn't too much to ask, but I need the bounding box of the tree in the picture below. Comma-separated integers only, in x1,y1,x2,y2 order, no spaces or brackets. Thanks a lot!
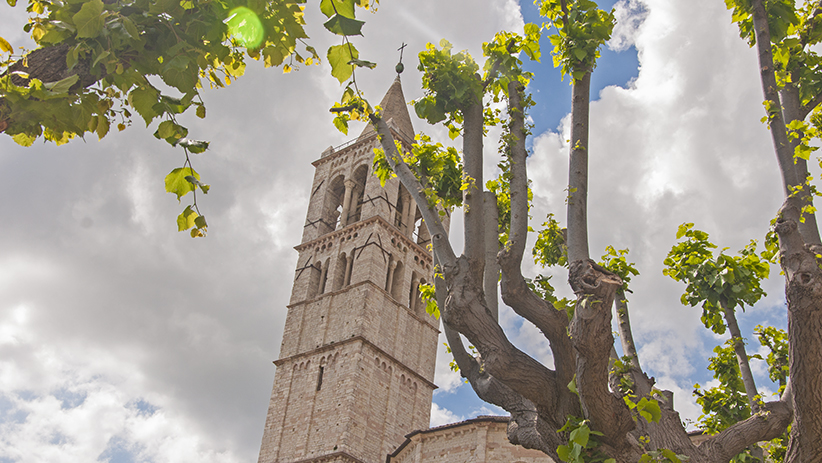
0,0,376,236
333,0,822,462
4,0,821,460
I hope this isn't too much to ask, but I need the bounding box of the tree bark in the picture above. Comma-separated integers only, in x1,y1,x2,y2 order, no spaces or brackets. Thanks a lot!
498,81,578,420
780,83,821,244
483,191,500,321
750,0,800,193
720,300,760,412
566,71,592,263
698,400,793,463
568,259,634,449
615,289,641,370
462,101,485,267
774,199,822,463
1,44,101,133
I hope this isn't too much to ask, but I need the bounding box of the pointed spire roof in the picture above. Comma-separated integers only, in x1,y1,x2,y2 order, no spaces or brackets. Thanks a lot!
359,76,415,141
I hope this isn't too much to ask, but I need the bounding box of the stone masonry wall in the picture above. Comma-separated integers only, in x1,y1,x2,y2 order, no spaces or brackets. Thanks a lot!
388,418,554,463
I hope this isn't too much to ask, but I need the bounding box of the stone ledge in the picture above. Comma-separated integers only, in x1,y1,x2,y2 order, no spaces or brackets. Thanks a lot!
273,335,438,391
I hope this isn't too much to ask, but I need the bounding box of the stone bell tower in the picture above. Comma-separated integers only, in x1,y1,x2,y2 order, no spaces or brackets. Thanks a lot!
257,77,441,463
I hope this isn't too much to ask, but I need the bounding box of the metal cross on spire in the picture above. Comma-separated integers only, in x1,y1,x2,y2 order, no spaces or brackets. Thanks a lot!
396,42,407,75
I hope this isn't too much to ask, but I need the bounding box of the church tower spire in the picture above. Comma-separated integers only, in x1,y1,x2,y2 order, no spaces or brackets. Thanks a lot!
358,76,415,142
257,77,440,463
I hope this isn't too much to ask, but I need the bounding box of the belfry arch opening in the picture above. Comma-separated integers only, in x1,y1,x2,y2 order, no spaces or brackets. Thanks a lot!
323,175,346,233
346,165,368,224
394,184,419,237
332,253,347,291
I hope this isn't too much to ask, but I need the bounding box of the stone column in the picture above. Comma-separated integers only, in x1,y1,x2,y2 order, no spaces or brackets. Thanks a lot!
385,259,397,293
409,276,420,311
344,253,354,286
403,195,416,238
339,179,357,229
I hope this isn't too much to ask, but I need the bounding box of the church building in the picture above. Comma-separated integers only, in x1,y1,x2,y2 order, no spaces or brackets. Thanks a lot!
257,75,554,463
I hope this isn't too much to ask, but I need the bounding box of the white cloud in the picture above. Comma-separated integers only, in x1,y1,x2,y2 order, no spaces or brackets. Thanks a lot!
429,402,464,428
609,0,650,52
433,331,464,394
0,0,801,457
0,308,242,463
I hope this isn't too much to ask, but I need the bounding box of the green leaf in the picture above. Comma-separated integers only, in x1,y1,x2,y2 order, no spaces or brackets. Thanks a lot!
153,120,187,143
177,205,198,231
194,215,207,229
72,0,105,39
349,58,376,69
567,377,578,395
557,445,571,461
177,138,209,153
155,120,176,139
320,0,356,19
129,86,160,125
195,104,206,119
12,132,37,146
0,36,12,53
42,74,78,94
165,167,199,201
323,14,365,36
333,113,350,135
569,425,590,447
95,114,109,139
262,46,285,67
160,56,197,92
121,16,139,40
328,43,358,83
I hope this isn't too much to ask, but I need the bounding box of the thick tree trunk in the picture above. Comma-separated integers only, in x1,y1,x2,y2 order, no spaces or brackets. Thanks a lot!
462,101,485,267
568,259,634,450
566,71,592,263
498,82,578,420
780,83,821,244
1,44,101,133
774,199,822,463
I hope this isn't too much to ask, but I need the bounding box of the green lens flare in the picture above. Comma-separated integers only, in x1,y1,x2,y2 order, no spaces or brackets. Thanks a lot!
226,7,263,48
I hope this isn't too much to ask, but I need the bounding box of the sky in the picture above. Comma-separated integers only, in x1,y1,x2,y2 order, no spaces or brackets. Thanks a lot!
0,0,802,462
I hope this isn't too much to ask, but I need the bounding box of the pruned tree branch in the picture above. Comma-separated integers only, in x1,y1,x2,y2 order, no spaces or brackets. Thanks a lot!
568,259,635,448
698,400,793,463
497,81,577,416
369,115,457,270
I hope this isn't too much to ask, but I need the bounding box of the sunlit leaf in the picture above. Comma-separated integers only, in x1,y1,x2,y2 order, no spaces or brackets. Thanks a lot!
177,204,198,231
165,167,199,201
323,14,365,36
328,43,358,83
73,0,105,39
0,36,12,53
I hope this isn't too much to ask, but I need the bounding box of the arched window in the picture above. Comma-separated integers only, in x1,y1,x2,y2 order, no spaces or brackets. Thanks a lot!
331,253,347,291
323,175,346,232
394,193,405,229
317,258,330,295
346,165,368,224
306,260,322,299
394,184,417,236
413,212,430,246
